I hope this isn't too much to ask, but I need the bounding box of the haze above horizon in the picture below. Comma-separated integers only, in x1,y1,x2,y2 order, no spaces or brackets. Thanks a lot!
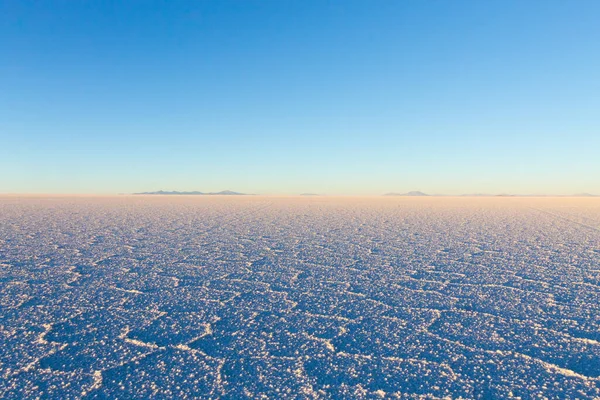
1,1,599,195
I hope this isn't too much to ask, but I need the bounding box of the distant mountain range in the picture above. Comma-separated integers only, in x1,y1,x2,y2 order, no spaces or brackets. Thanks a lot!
133,190,597,197
383,191,430,197
135,190,248,195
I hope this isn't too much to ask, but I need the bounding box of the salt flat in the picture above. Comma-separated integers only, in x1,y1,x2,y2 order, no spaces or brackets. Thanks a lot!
1,196,599,398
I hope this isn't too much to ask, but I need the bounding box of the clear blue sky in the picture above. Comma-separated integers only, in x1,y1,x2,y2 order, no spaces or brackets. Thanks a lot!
1,1,599,195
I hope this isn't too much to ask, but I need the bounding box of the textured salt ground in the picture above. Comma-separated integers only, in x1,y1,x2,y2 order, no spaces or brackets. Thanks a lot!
1,196,599,398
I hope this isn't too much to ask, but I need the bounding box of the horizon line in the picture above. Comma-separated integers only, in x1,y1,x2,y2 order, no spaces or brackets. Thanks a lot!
0,192,597,198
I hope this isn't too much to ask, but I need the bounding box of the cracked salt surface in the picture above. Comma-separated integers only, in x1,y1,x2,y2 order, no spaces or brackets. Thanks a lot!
1,195,600,398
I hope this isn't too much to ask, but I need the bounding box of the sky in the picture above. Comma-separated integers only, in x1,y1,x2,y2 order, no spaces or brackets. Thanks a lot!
1,1,599,195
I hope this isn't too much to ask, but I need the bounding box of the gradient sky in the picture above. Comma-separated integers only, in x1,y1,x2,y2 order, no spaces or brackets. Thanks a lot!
1,1,599,195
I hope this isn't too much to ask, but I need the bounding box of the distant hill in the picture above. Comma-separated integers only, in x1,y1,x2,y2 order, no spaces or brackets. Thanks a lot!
135,190,248,195
383,191,429,197
207,190,247,195
300,193,320,196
